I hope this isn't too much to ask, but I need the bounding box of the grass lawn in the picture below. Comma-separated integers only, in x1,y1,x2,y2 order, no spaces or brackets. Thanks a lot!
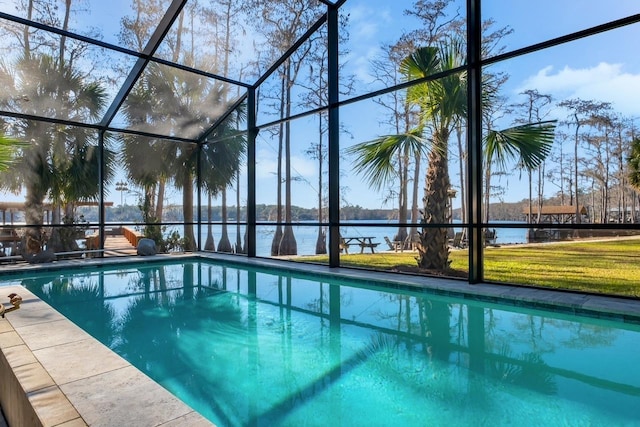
296,238,640,298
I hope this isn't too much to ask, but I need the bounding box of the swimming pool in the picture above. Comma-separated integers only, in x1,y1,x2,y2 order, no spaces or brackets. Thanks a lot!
4,259,640,426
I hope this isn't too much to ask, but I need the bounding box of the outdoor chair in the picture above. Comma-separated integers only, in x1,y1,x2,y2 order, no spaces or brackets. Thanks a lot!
484,228,497,246
404,232,419,251
384,236,402,252
339,237,350,254
451,232,466,249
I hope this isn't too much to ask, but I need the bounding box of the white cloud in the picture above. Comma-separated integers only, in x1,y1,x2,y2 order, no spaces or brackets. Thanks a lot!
345,46,384,84
289,155,317,178
342,4,395,85
347,4,392,40
351,19,378,41
516,62,640,116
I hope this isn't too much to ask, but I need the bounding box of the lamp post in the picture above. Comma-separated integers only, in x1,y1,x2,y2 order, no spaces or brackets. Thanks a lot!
447,188,457,223
447,187,458,242
115,181,129,214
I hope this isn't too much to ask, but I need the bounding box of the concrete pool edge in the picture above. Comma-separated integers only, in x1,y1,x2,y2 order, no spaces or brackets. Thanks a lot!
0,285,214,427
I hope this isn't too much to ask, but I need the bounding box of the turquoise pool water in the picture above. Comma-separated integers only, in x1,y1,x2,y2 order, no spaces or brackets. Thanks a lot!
5,260,640,426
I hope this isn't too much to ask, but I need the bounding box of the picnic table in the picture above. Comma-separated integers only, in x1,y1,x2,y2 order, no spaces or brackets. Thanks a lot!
341,236,380,254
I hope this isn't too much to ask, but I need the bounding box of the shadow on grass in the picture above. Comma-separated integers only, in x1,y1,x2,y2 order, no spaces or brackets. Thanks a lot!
296,239,640,298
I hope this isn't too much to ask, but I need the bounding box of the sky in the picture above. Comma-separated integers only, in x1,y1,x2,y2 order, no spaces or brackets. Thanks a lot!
1,0,640,212
245,0,640,211
285,0,640,210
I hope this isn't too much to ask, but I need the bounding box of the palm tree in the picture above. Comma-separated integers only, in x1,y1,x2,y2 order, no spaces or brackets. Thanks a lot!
0,54,111,254
120,70,175,250
201,118,247,254
401,42,466,271
628,137,640,191
352,40,555,272
121,62,240,251
204,192,216,251
121,62,244,252
348,45,442,250
406,42,555,270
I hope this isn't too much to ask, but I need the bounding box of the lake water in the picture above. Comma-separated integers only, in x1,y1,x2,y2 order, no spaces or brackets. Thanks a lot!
190,221,528,256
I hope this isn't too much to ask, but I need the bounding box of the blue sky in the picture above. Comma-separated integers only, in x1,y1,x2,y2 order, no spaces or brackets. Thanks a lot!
249,0,640,211
297,0,640,210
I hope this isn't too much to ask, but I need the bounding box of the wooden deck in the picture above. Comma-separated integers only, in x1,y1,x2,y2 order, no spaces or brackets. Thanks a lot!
102,235,138,256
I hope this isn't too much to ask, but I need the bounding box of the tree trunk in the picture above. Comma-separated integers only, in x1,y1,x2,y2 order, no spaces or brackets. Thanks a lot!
271,72,286,256
483,161,492,224
271,226,283,256
236,173,244,253
528,170,533,224
217,188,232,252
182,175,196,251
395,149,409,246
155,178,165,223
537,164,544,224
574,114,581,224
59,0,71,70
412,151,421,225
279,225,297,256
23,0,33,56
49,202,80,254
23,136,48,254
315,228,326,255
417,133,451,271
24,184,46,254
204,193,215,250
279,61,297,256
456,123,466,223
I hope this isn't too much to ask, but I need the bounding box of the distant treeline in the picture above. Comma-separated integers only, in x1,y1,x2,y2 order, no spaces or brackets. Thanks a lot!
454,201,528,221
77,201,531,223
79,204,400,222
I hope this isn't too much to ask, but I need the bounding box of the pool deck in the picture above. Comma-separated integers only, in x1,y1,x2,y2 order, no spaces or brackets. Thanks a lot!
0,253,639,426
0,280,213,427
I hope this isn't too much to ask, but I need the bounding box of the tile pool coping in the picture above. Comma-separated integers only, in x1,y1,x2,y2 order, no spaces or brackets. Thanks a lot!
0,282,213,426
0,253,639,426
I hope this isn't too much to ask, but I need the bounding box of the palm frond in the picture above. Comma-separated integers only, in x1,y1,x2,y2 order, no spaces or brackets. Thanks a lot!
399,46,440,81
628,138,640,190
0,134,28,172
402,40,467,133
485,120,556,171
201,125,247,194
346,129,426,190
437,37,466,70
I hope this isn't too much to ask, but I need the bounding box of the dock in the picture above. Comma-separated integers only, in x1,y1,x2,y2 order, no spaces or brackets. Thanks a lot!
83,225,142,258
102,234,138,256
